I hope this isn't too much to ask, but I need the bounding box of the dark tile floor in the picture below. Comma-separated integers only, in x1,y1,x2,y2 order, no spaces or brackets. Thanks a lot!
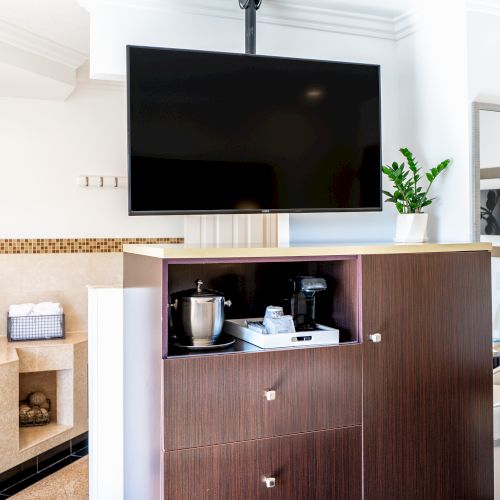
0,433,88,498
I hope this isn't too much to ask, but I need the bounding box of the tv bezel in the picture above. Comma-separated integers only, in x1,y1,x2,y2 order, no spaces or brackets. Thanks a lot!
126,45,382,216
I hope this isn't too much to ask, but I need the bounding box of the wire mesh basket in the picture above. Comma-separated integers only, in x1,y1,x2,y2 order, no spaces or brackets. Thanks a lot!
7,314,65,341
19,398,51,427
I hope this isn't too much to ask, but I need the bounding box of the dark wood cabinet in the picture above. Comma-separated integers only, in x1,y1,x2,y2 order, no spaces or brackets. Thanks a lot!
165,427,362,500
124,246,494,500
362,252,494,499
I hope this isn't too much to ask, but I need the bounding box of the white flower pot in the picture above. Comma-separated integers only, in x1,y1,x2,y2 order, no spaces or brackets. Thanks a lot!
394,213,429,243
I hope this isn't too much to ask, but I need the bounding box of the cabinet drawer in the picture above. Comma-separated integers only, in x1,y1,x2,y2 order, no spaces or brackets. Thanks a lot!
164,345,361,450
164,426,362,500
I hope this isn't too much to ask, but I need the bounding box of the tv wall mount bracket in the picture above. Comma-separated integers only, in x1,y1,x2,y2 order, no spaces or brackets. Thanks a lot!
238,0,263,55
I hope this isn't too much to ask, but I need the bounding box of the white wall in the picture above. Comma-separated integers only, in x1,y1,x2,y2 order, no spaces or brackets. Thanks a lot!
396,0,471,243
0,79,183,237
468,11,500,105
468,10,500,338
1,2,486,244
257,24,399,244
85,4,401,244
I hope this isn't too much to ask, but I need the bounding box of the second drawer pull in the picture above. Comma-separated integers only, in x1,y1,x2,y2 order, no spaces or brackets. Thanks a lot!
264,390,276,401
263,476,276,488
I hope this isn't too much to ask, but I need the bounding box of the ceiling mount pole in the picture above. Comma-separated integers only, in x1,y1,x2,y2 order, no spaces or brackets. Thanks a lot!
239,0,263,55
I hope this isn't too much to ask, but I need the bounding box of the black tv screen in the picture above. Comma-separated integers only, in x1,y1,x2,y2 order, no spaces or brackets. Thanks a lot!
127,46,381,214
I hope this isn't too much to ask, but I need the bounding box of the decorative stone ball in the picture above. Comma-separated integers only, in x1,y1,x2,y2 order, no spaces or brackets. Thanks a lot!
19,406,29,416
40,408,49,416
26,409,35,419
29,392,47,407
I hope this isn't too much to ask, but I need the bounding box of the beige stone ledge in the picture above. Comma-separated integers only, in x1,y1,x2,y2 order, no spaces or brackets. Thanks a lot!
0,332,87,473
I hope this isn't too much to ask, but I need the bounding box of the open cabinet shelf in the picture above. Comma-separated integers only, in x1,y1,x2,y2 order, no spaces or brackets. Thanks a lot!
163,255,361,358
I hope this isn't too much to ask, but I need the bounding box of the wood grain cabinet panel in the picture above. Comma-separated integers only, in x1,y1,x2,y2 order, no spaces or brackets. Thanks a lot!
164,352,268,451
164,427,362,500
265,345,361,437
164,345,361,450
362,252,494,500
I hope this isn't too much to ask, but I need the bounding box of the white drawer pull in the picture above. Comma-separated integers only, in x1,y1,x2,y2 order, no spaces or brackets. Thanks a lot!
369,333,382,343
263,476,276,488
264,390,276,401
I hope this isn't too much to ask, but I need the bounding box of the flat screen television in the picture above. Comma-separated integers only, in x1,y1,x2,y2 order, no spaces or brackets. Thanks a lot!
127,46,381,214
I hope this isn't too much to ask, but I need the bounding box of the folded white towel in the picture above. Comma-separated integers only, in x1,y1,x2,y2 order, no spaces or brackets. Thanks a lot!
8,302,63,317
8,303,35,317
32,302,63,316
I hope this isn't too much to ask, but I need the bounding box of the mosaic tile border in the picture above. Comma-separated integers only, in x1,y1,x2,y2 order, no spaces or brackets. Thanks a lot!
0,238,183,254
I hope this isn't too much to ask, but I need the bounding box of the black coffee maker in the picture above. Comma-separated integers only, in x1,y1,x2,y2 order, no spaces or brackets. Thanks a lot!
285,276,327,331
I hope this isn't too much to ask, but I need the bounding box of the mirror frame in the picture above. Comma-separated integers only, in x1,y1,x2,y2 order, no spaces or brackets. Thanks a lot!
472,101,500,245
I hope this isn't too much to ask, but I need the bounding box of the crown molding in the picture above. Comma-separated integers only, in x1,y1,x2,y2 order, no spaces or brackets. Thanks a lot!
467,0,500,15
0,18,88,69
252,2,397,40
79,0,420,41
77,76,125,91
393,9,421,40
76,62,125,90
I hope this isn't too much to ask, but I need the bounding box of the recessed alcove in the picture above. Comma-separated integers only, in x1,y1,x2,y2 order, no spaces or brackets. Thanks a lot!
0,333,87,474
18,369,73,451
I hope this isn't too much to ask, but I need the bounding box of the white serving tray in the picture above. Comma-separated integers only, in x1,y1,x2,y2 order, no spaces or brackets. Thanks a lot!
224,318,339,349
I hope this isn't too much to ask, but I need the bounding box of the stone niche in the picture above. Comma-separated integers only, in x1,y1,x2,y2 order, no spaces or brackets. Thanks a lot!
0,332,87,473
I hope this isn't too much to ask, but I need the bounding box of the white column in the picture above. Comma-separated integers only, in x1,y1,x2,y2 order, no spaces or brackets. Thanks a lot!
88,286,124,500
183,213,290,247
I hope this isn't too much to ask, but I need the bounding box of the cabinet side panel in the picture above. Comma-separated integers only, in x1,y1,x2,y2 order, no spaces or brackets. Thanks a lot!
362,252,493,500
327,258,359,342
123,253,163,500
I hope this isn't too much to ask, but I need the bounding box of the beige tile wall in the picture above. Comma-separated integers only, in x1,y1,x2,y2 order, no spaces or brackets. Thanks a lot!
0,253,124,336
0,238,182,254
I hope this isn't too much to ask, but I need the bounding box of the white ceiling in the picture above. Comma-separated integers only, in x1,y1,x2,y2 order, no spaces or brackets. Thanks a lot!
1,0,500,61
0,0,416,61
0,0,497,99
0,0,89,54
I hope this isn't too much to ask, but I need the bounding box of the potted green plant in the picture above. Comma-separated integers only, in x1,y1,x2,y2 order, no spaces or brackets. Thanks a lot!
382,148,451,242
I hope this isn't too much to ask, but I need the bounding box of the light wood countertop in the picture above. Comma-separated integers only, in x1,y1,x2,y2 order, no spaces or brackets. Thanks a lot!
123,242,492,259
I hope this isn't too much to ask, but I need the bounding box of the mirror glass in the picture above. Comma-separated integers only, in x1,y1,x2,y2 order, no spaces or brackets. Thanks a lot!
479,109,500,242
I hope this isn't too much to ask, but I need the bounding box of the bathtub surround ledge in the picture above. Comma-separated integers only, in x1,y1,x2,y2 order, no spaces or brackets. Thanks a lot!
0,333,87,474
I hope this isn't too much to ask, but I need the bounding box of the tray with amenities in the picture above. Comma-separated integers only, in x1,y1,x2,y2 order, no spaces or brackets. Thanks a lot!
224,318,339,349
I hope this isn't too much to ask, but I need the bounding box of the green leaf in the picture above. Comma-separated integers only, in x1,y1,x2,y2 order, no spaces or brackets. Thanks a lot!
400,148,418,173
381,166,393,177
435,159,451,175
426,172,433,182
